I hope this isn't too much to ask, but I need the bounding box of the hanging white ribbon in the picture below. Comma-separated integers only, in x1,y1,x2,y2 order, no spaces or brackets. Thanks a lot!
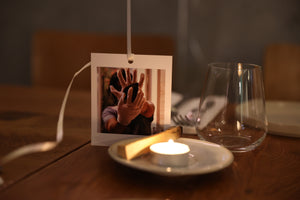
127,0,134,63
0,62,91,166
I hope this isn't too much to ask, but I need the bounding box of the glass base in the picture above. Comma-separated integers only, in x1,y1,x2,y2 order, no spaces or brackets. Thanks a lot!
198,133,266,153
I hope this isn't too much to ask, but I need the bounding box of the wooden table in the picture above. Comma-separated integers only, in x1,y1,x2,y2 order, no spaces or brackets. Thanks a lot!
0,85,299,200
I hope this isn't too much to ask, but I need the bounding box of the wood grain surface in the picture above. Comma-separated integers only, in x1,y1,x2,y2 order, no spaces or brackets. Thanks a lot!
1,134,299,200
0,85,91,190
0,86,299,200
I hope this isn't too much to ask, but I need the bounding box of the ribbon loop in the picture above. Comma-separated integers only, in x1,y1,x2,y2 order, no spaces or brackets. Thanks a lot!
127,0,134,63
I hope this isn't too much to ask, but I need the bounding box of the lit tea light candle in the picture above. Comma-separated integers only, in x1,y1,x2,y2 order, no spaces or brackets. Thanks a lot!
150,139,190,167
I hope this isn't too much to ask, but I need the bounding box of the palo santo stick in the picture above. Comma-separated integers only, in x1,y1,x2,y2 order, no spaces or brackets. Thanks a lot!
117,126,182,160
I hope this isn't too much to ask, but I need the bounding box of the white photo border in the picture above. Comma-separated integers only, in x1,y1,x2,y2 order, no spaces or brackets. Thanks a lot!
91,53,172,146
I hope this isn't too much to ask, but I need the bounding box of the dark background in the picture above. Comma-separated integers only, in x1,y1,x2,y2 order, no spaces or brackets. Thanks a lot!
1,0,299,96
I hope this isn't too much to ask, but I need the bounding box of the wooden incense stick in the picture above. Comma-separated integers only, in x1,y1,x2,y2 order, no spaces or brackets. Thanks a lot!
117,126,182,160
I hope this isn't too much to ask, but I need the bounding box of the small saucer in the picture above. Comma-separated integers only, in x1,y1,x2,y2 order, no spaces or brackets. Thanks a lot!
108,138,234,177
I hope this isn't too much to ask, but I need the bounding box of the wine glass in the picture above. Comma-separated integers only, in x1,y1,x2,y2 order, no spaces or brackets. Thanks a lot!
195,63,267,152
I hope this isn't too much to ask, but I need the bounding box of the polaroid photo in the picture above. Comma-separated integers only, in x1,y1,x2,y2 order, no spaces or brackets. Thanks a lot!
91,53,172,146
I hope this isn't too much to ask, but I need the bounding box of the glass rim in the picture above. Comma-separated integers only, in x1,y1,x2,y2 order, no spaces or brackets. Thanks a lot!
208,62,262,70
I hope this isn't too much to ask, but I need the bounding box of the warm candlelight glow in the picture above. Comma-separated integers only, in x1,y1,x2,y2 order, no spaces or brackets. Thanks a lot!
238,63,243,76
150,139,190,155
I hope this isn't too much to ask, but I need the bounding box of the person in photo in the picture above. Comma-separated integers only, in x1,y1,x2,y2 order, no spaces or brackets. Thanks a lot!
102,68,155,135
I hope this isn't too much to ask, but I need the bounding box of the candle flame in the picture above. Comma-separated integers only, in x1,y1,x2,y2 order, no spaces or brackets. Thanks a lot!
168,139,174,143
150,139,190,155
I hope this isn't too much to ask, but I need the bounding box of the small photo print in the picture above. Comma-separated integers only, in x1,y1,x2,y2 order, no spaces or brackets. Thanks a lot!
91,53,172,146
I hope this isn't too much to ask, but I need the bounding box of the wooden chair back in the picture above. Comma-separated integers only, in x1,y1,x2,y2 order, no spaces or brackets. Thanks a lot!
31,30,174,90
263,43,300,101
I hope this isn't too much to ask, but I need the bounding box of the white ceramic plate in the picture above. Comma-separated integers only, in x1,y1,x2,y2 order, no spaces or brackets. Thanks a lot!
266,101,300,137
108,138,234,177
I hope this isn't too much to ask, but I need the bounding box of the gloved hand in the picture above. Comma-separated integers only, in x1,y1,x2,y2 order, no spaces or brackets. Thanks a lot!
117,87,146,126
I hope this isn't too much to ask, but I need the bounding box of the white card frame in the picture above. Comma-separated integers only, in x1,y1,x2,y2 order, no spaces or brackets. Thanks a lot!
91,53,172,146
